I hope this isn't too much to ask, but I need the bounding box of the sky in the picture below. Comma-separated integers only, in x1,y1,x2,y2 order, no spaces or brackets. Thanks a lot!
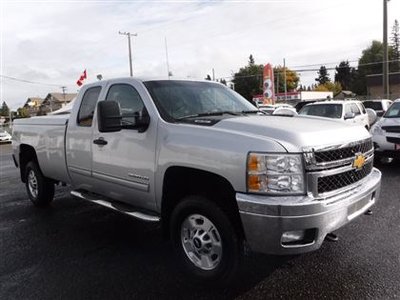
1,0,399,110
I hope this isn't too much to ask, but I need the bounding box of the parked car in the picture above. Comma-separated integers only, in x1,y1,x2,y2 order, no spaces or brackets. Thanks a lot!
363,99,393,117
299,100,370,129
0,130,12,143
259,103,294,115
294,100,318,112
12,78,381,283
371,98,400,159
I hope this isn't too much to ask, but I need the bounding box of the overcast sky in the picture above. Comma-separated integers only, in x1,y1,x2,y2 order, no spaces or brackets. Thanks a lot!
1,0,399,109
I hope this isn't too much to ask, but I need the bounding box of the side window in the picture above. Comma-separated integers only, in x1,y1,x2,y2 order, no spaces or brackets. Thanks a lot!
350,103,361,115
77,86,102,126
345,104,352,115
106,84,145,128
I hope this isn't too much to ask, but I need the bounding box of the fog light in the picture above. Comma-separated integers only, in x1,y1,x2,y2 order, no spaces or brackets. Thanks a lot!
281,230,305,244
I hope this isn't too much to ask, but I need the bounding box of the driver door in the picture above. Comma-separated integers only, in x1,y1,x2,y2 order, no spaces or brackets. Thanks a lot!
91,81,157,211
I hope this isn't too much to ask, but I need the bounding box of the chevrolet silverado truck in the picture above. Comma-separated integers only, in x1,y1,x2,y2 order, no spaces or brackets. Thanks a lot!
12,78,381,283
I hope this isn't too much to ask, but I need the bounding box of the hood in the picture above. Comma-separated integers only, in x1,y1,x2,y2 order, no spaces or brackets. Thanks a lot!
379,116,400,127
214,115,371,152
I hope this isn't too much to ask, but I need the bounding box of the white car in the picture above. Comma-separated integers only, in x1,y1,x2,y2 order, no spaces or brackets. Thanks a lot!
0,130,12,143
259,103,294,115
363,99,393,117
371,98,400,159
299,100,370,129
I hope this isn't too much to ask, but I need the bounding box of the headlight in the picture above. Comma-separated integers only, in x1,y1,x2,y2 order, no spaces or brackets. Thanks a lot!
371,122,383,135
247,153,305,194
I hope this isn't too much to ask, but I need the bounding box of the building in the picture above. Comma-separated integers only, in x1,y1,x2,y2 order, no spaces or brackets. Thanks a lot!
23,97,43,116
366,72,400,100
39,93,77,114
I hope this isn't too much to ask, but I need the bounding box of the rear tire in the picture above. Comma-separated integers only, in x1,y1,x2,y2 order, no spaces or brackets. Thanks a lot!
170,196,242,285
25,161,54,207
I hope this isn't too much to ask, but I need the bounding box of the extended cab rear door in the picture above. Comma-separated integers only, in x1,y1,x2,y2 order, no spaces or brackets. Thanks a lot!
66,83,105,190
90,79,158,212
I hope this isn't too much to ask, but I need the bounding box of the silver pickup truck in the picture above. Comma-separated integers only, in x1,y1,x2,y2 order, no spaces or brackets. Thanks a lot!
12,78,381,283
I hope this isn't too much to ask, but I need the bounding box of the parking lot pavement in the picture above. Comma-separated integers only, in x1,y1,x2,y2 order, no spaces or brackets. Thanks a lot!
1,143,399,299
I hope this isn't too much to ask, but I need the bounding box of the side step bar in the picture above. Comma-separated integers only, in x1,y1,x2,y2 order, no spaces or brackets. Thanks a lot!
71,190,160,222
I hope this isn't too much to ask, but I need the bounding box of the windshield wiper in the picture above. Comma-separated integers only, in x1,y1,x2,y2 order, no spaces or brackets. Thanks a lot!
177,111,240,120
240,110,266,115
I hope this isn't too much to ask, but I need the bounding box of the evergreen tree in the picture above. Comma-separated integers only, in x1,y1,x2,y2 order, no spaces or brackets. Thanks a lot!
205,74,212,81
335,61,352,90
390,19,400,72
232,55,263,101
315,66,330,84
0,101,10,116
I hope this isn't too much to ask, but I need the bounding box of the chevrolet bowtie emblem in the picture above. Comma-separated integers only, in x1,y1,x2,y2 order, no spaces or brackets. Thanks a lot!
353,154,366,170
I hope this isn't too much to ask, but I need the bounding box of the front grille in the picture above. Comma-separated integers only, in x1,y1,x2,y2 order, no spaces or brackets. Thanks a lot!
317,160,373,194
386,136,400,144
314,139,373,163
382,126,400,133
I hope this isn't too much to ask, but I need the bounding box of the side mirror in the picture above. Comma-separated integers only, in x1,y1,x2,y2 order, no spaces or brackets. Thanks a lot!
135,110,150,133
97,101,122,132
344,112,355,120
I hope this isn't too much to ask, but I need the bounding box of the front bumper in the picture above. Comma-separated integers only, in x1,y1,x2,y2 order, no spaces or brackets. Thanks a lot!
237,167,381,255
373,133,400,158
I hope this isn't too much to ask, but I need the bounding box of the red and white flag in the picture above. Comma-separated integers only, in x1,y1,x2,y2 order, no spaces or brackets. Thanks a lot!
76,69,87,87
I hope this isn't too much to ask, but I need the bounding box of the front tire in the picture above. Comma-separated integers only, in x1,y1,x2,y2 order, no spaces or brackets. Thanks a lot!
25,161,55,207
170,196,242,284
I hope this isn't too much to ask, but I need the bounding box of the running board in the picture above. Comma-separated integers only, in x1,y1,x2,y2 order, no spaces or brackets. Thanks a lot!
71,190,160,222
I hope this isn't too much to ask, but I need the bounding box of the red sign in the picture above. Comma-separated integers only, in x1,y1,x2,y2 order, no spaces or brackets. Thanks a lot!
263,64,274,105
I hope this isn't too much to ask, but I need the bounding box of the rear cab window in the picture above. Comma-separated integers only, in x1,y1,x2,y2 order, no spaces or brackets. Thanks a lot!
77,86,102,126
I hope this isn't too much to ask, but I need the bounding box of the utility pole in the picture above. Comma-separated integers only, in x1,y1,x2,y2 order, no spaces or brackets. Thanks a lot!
61,86,67,107
119,31,137,76
165,37,171,79
383,0,390,98
283,58,287,101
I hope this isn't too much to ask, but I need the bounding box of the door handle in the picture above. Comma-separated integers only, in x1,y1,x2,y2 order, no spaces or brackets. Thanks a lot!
93,137,108,145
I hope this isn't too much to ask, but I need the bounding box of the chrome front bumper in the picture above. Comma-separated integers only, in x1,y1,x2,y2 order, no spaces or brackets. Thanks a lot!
237,167,381,255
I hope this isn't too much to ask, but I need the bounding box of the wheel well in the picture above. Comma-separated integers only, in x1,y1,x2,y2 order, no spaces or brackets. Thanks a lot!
19,144,39,183
161,166,244,239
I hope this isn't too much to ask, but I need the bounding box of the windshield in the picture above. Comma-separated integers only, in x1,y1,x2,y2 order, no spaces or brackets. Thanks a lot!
363,101,383,111
383,102,400,118
299,104,342,119
144,80,256,122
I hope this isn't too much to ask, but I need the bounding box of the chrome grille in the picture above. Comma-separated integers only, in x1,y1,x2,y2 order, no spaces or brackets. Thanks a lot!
317,160,373,194
314,139,373,163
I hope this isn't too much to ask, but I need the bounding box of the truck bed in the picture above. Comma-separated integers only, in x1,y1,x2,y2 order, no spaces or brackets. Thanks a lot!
13,115,70,183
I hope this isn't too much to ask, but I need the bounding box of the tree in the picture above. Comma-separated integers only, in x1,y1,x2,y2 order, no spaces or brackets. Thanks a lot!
0,101,10,116
248,54,255,65
390,19,400,72
351,40,396,95
314,82,342,96
273,66,300,92
315,66,330,84
218,78,227,85
335,61,353,90
205,74,212,81
17,107,30,118
232,55,263,101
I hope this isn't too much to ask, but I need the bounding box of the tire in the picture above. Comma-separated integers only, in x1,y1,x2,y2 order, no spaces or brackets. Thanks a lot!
25,161,55,207
170,196,242,285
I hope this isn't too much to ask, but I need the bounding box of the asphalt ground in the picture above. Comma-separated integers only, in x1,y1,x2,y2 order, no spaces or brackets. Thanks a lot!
0,143,399,299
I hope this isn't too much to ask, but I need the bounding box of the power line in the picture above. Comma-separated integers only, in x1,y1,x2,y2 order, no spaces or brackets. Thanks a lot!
0,75,64,87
